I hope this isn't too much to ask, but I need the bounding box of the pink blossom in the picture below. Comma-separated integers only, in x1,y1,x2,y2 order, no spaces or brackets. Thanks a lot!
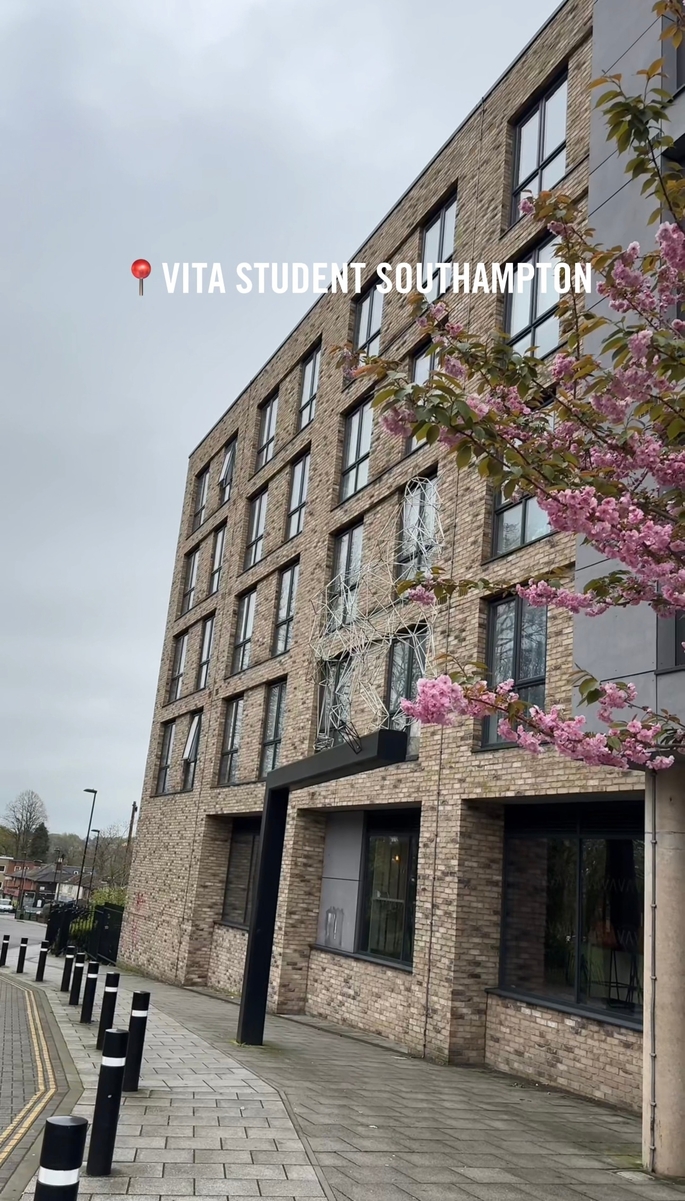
519,196,535,216
406,585,437,607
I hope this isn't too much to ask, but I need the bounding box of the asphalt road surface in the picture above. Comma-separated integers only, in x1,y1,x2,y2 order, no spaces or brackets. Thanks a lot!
0,914,46,968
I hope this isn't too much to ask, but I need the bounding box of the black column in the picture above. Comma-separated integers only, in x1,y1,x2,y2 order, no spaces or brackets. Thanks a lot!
236,785,289,1046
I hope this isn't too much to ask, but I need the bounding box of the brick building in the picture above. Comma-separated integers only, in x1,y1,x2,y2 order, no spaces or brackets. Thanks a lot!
122,0,674,1117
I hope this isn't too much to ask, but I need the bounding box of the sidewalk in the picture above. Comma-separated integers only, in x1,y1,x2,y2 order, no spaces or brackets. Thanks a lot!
11,949,685,1201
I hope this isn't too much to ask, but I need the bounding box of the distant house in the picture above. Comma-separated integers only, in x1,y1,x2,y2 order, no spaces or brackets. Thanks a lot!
4,863,97,908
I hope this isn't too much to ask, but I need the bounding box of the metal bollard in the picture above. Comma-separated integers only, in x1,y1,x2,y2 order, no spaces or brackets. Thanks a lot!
33,1114,88,1201
96,972,120,1051
69,953,86,1006
80,962,99,1024
60,946,75,992
85,1029,128,1176
36,940,50,983
16,937,28,974
122,991,150,1092
0,934,9,967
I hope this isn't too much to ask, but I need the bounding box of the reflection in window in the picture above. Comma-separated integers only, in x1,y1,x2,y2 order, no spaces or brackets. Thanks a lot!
397,477,439,579
219,439,237,504
328,524,363,629
222,816,260,926
287,454,310,538
421,194,457,302
318,655,354,749
232,590,256,673
209,525,226,595
354,287,383,358
256,395,278,469
274,563,299,655
299,346,321,429
180,550,199,615
218,696,243,786
387,632,427,729
512,76,568,221
191,467,209,532
244,490,268,568
196,615,214,690
358,810,420,965
168,633,188,703
156,722,175,794
341,401,373,499
181,712,202,791
493,489,550,555
483,596,546,746
507,238,563,358
260,680,287,777
407,346,439,451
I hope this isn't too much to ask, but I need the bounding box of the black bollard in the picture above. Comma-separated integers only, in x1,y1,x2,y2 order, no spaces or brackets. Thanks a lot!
60,946,75,993
16,937,28,974
69,953,86,1006
96,972,120,1051
80,962,99,1024
33,1115,88,1201
122,991,150,1092
85,1029,128,1176
36,940,50,983
0,934,9,967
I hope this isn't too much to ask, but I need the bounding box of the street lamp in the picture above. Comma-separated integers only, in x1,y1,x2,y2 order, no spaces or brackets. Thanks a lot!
90,829,100,890
77,789,97,901
54,853,64,902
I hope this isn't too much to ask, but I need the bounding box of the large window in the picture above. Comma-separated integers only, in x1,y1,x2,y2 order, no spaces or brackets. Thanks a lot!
168,633,188,702
341,400,373,499
180,550,199,615
483,595,547,746
209,525,226,595
512,76,568,222
421,194,457,302
222,816,261,927
386,631,427,729
232,590,256,673
318,655,353,749
406,345,440,452
218,696,243,786
181,712,201,792
507,238,562,358
358,809,420,966
287,454,310,539
657,610,685,670
328,523,363,628
260,680,287,777
492,489,550,556
191,467,209,532
156,722,175,794
244,490,268,569
354,286,383,358
256,394,278,469
501,801,644,1022
219,438,237,504
274,563,299,655
196,615,214,690
397,477,439,580
299,346,321,429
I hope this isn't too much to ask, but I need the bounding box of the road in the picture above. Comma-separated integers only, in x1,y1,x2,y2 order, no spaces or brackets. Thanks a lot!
0,913,47,968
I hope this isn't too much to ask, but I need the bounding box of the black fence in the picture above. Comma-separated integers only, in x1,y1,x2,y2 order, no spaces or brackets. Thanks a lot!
46,902,124,964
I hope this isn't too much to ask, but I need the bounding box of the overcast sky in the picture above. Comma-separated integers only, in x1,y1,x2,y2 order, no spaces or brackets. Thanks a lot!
0,0,561,836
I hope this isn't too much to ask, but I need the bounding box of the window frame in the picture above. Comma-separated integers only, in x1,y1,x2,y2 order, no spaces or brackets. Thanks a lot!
657,610,685,671
256,394,279,470
219,438,237,504
328,523,364,629
356,808,420,967
483,594,547,748
196,614,215,690
491,489,551,558
287,454,310,539
299,345,321,429
218,696,244,786
181,712,202,792
396,475,439,581
511,74,568,224
273,562,299,656
420,193,458,303
221,815,261,928
406,345,439,453
180,549,199,615
232,590,257,674
505,236,562,358
209,524,226,595
354,285,383,358
259,680,287,778
156,721,176,795
385,630,427,729
317,654,354,749
168,632,188,703
191,467,210,533
244,489,268,569
340,399,373,500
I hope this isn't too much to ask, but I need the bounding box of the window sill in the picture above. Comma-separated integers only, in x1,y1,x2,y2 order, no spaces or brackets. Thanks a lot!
217,920,249,933
311,943,413,973
487,987,642,1032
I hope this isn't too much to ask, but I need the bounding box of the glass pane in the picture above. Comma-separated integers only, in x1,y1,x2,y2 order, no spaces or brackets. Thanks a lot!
301,358,313,402
364,833,413,961
359,403,373,457
580,838,643,1015
514,174,539,220
541,147,566,191
503,836,578,1001
676,611,685,666
344,410,360,468
509,264,533,335
495,502,523,554
348,525,363,582
543,79,567,159
413,348,432,386
510,331,532,355
356,293,370,347
523,496,551,543
440,199,457,261
490,600,515,684
532,313,560,359
519,602,546,682
534,239,561,318
389,642,410,721
367,332,380,358
517,108,540,185
370,288,383,335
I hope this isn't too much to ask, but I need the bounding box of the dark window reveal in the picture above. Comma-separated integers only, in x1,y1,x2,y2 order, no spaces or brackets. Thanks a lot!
483,596,547,746
222,816,261,927
358,809,420,966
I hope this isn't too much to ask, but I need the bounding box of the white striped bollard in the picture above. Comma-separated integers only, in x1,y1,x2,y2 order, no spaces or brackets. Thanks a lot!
80,961,99,1024
36,940,49,983
86,1029,129,1176
60,946,75,992
69,952,86,1006
0,934,9,966
16,937,28,974
122,991,150,1092
96,972,119,1050
33,1115,88,1201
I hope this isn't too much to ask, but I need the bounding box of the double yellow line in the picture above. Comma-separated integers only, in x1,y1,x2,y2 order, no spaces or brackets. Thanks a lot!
0,986,57,1166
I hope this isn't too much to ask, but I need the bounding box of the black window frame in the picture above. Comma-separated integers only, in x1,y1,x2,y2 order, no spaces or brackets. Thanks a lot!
357,808,420,967
328,523,363,629
406,345,439,453
420,193,458,303
511,74,568,224
218,696,244,786
341,399,373,500
657,610,685,671
299,345,321,429
209,524,226,595
483,594,547,748
156,721,176,795
259,679,287,778
505,236,563,359
181,712,202,792
385,630,428,729
180,549,199,615
191,467,210,533
168,632,188,703
221,815,261,928
232,590,256,674
396,475,439,581
273,562,299,656
244,489,268,569
256,394,278,470
354,285,383,358
287,453,310,539
317,654,354,750
492,489,551,558
219,438,237,504
196,614,215,690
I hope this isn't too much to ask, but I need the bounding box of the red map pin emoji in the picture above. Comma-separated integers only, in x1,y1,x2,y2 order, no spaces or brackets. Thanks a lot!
131,259,151,296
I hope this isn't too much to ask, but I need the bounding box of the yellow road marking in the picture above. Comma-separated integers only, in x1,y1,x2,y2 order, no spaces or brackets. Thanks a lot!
0,984,57,1166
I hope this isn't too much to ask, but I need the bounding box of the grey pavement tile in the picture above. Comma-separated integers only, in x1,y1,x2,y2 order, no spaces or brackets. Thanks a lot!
162,1163,227,1177
195,1151,253,1164
123,1181,194,1195
135,1151,194,1163
251,1153,311,1166
79,1178,129,1192
458,1168,524,1184
256,1186,324,1198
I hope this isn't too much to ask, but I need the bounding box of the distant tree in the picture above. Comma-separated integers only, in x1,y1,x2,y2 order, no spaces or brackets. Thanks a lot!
4,791,48,860
93,824,131,888
29,822,50,862
0,825,14,857
47,832,85,867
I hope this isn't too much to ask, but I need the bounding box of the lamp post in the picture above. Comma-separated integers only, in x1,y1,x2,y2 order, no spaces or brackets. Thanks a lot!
54,853,64,903
77,790,97,901
90,830,100,892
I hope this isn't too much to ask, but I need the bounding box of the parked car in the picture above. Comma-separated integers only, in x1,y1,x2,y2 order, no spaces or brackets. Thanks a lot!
0,898,14,912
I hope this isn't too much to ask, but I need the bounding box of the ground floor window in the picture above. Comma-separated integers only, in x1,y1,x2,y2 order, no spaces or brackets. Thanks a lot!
222,816,260,928
357,809,419,966
501,800,644,1022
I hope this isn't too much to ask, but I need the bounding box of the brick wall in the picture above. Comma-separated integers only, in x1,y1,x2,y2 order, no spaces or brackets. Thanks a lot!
485,994,642,1112
207,924,248,995
305,948,418,1051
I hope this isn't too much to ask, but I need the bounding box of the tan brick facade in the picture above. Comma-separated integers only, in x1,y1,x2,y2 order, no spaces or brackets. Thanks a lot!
121,0,648,1111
